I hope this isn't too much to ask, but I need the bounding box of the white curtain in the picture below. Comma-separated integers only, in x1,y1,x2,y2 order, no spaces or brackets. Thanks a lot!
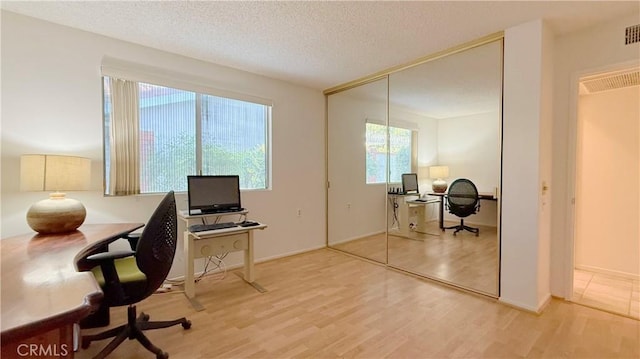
109,77,140,196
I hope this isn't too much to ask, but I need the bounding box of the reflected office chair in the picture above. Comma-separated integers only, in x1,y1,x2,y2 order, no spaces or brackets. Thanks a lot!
444,178,480,236
81,191,191,359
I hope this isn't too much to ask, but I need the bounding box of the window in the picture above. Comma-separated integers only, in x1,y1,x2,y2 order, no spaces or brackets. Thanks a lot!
104,77,270,195
365,122,412,184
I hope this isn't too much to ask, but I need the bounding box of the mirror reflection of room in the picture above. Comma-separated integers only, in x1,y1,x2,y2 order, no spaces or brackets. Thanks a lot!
326,38,503,296
386,39,502,296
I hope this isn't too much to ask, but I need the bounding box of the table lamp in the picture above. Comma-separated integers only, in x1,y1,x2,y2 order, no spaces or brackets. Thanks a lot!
429,165,449,193
20,154,91,234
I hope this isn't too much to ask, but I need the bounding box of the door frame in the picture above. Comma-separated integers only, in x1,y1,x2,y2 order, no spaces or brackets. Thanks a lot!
563,59,640,300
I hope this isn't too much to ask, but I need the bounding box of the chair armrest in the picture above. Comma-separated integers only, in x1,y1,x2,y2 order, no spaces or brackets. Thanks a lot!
124,233,140,251
86,250,135,263
75,227,141,271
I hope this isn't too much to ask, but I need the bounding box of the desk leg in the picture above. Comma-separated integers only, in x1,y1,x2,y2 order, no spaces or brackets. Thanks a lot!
244,231,255,283
415,205,426,233
184,232,195,299
439,199,444,230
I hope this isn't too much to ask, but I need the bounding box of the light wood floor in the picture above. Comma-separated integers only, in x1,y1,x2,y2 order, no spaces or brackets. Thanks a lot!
78,249,639,358
574,269,640,320
330,221,499,295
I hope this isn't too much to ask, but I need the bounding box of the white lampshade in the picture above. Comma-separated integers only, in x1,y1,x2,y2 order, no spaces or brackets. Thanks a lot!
428,165,449,179
20,155,91,234
428,165,449,193
20,155,91,192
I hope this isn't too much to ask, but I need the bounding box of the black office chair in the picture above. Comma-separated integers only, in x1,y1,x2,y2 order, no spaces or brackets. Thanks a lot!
81,191,191,359
444,178,480,236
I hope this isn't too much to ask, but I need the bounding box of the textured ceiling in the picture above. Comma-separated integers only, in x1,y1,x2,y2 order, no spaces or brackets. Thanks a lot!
2,1,639,91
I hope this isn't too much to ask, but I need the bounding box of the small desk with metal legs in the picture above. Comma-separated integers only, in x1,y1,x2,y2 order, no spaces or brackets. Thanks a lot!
178,211,267,300
427,192,497,230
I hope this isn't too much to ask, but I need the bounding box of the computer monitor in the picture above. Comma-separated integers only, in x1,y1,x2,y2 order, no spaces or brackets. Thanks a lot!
401,173,419,194
187,175,243,214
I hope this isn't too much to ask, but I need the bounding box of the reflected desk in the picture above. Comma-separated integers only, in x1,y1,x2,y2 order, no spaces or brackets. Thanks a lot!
0,223,144,358
179,211,267,300
388,193,423,237
427,192,497,230
404,197,441,235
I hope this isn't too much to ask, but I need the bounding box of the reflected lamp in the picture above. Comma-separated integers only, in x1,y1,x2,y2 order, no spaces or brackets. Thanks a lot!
429,165,449,193
20,155,91,234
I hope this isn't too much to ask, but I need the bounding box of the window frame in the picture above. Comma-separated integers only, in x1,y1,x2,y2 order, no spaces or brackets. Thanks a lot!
365,121,415,185
102,73,272,196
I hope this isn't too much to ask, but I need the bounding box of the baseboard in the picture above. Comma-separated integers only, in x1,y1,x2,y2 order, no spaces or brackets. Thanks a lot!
537,293,552,313
328,230,385,245
575,264,640,281
255,245,327,264
499,292,551,315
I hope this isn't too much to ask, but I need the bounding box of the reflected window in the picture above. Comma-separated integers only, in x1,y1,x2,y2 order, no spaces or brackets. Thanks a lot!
365,122,412,184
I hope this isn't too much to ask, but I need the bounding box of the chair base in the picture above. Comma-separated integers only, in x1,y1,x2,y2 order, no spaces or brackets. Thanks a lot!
443,219,479,236
81,305,191,359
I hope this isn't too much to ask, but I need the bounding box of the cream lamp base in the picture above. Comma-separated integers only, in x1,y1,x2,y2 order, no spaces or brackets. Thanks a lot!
26,194,86,234
432,179,448,193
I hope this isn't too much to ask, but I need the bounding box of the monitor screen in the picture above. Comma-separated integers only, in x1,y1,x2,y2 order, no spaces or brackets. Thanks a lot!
187,175,242,214
402,173,419,194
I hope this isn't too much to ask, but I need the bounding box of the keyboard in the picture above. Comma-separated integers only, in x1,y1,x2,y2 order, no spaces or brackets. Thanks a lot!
189,222,237,232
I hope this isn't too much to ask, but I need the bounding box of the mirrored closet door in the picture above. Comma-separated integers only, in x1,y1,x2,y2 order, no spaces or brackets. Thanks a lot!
386,39,503,296
327,77,389,263
327,35,503,297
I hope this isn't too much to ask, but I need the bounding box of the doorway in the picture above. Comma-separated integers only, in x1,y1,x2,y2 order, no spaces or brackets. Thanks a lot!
572,66,639,319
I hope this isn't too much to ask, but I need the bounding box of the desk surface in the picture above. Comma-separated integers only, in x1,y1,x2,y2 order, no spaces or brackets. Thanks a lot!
428,192,497,200
0,223,143,343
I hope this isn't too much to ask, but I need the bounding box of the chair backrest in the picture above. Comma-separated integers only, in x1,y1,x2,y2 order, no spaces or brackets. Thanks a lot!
135,191,177,297
447,179,479,217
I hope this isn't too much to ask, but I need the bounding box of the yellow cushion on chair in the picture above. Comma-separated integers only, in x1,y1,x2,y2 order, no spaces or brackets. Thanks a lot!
91,257,147,287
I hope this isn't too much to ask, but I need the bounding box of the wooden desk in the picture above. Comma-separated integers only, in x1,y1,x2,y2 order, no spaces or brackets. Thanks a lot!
428,192,497,229
1,223,143,358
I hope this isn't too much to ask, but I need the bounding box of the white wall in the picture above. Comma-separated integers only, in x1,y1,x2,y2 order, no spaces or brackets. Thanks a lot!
575,85,639,277
551,13,640,297
501,19,553,312
438,112,500,193
438,111,500,227
0,11,326,279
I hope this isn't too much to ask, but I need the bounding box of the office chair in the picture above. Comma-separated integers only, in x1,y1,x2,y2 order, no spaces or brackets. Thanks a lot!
81,191,191,359
444,178,480,236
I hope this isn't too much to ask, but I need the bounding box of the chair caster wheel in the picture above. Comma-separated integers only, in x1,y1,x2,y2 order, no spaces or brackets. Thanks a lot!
182,320,192,329
141,313,150,321
156,351,169,359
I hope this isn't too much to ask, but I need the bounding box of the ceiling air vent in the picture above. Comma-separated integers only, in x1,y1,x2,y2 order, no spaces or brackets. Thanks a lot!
581,69,640,94
626,24,640,45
